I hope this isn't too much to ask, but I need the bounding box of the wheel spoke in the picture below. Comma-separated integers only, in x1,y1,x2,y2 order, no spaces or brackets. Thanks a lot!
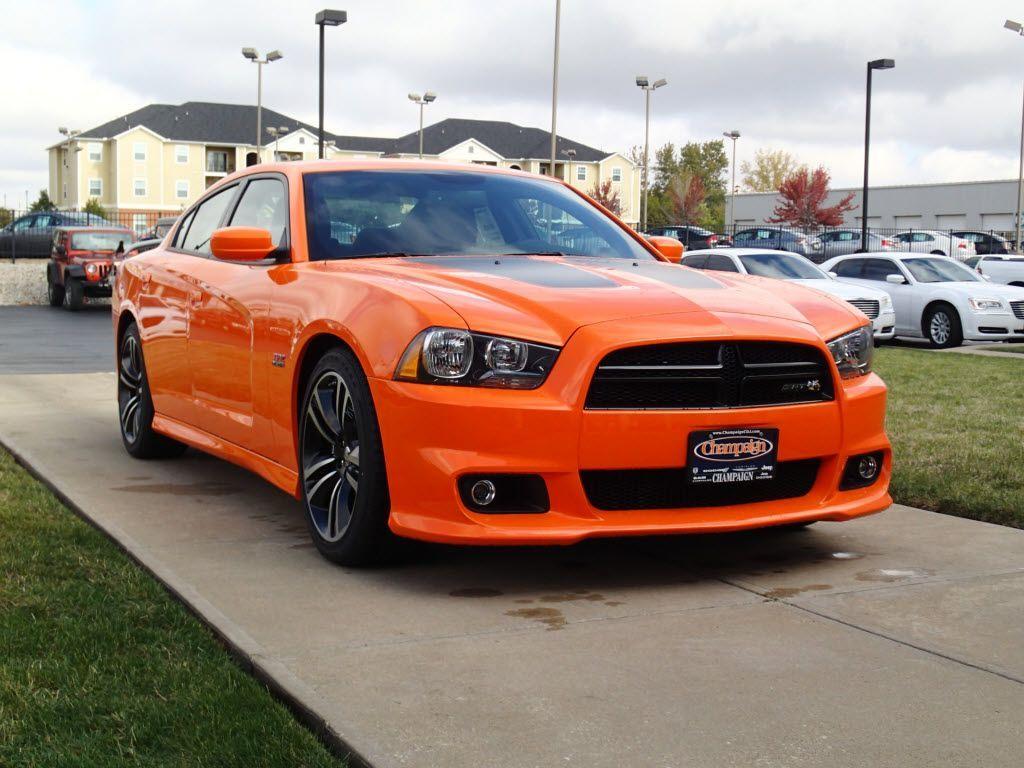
307,398,338,442
345,444,360,468
307,468,338,506
326,476,343,538
344,465,359,493
121,395,140,434
303,455,335,481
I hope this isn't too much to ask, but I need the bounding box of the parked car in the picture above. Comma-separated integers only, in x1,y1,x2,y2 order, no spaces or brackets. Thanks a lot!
646,225,731,249
0,211,114,258
822,252,1024,348
892,230,976,259
140,216,178,242
682,248,895,340
113,160,890,565
950,230,1011,256
47,226,134,310
971,255,1024,287
818,229,897,258
731,226,824,260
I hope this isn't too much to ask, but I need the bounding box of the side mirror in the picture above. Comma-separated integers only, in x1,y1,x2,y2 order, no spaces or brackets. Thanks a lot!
210,226,276,262
827,271,838,278
55,244,66,256
646,235,684,264
885,273,907,285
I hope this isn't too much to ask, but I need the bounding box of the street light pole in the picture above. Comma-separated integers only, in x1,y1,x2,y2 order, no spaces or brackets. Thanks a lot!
315,10,348,160
636,76,667,232
561,148,576,186
242,47,283,164
408,92,437,159
1005,20,1024,252
549,0,561,177
723,130,740,233
861,58,894,250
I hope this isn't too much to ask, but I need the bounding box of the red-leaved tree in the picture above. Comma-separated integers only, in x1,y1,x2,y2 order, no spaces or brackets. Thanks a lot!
590,179,621,215
768,166,856,228
668,172,706,224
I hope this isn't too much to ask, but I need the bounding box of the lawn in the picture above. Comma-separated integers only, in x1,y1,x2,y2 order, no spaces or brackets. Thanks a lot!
0,449,344,768
875,346,1024,528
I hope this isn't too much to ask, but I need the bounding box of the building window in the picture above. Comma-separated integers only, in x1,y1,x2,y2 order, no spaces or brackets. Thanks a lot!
176,180,189,199
133,178,147,197
88,143,102,162
206,150,229,173
468,145,475,154
175,145,188,164
612,167,622,182
576,165,587,181
133,142,146,161
132,214,148,235
298,136,305,144
88,179,102,197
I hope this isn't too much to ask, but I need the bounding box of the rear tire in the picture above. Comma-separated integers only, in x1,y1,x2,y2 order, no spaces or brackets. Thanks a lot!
118,323,187,459
47,272,64,307
924,303,963,349
65,278,84,311
298,347,396,566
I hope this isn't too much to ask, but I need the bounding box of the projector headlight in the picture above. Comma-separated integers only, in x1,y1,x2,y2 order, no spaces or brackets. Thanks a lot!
827,325,873,379
968,297,1004,312
396,327,560,389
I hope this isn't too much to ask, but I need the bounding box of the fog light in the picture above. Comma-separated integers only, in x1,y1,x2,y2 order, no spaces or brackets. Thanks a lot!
470,479,496,507
857,455,879,480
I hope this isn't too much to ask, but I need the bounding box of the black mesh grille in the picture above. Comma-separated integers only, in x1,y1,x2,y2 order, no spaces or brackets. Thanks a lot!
586,342,834,409
581,459,820,511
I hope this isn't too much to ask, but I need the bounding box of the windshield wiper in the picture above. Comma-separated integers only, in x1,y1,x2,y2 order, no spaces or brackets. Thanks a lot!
343,251,427,260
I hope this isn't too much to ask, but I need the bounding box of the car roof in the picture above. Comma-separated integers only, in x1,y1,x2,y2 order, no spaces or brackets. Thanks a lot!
684,248,795,257
53,225,132,233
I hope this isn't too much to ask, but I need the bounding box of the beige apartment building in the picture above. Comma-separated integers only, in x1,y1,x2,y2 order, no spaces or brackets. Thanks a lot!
47,102,641,234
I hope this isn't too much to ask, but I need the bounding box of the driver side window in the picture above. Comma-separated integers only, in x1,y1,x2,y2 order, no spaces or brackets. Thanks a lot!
180,185,238,255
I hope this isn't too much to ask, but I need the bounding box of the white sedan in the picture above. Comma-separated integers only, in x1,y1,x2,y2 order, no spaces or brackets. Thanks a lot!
821,252,1024,348
681,248,896,340
893,230,976,259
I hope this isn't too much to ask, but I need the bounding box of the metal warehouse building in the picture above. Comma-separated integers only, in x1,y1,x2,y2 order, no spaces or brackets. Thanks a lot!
732,178,1020,233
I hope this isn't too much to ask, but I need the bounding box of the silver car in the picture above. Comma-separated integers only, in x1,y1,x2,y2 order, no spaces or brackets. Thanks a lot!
819,229,897,258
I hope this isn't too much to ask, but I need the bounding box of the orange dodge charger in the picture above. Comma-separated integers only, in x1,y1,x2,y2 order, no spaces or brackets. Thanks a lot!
112,160,891,565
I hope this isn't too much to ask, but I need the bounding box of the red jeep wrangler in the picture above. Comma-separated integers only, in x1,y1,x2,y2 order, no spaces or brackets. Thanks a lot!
48,226,134,310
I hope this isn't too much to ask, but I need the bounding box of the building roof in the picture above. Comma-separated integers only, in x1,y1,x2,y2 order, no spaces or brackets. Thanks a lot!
76,101,393,152
71,102,620,163
387,118,610,162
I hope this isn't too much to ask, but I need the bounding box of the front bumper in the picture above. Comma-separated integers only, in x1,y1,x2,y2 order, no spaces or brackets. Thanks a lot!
962,310,1024,341
371,314,891,545
872,310,896,340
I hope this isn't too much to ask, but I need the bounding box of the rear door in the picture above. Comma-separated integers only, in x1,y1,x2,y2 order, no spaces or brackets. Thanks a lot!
187,174,287,452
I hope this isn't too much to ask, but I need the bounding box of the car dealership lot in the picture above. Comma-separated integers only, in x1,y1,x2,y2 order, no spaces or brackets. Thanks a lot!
1,350,1023,767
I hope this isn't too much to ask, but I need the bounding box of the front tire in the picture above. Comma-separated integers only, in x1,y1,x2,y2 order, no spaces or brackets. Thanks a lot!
924,303,963,348
47,273,64,307
65,277,84,311
118,323,187,459
299,347,394,566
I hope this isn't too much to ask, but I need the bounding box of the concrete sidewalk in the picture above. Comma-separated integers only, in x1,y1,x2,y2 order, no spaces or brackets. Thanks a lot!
2,372,1023,767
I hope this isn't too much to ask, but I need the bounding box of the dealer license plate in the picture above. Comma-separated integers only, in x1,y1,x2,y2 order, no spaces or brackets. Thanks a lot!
686,428,778,485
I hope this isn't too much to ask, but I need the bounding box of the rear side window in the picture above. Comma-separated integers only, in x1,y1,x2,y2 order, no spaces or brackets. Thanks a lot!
833,259,864,277
681,254,708,269
229,177,288,247
173,209,196,248
704,254,739,272
180,185,237,254
862,258,901,281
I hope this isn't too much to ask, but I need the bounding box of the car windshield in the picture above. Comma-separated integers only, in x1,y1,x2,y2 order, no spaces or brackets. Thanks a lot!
903,257,980,283
303,170,654,261
739,252,826,280
70,231,131,251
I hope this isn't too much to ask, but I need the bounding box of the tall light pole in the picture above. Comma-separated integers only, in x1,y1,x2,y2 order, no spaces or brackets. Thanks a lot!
861,58,894,250
561,148,576,186
636,75,667,232
266,125,290,161
408,91,438,159
1005,20,1024,252
722,130,740,233
549,0,561,177
315,10,347,160
242,47,283,164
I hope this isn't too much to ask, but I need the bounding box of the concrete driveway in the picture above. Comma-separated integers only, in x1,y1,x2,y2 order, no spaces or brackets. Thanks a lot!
1,318,1022,766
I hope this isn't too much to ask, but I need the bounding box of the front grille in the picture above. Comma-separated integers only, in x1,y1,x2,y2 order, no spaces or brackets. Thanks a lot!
581,459,820,510
97,263,111,280
847,299,879,319
1011,300,1024,320
586,342,834,410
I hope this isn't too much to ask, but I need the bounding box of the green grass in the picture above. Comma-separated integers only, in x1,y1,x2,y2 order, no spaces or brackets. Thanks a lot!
876,346,1024,527
0,449,344,768
973,343,1024,355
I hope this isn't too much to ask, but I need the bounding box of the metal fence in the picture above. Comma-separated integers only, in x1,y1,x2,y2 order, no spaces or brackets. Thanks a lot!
0,208,178,261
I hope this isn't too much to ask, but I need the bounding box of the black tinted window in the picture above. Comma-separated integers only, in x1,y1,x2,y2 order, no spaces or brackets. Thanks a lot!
681,254,708,269
861,258,901,281
704,254,739,272
833,259,864,277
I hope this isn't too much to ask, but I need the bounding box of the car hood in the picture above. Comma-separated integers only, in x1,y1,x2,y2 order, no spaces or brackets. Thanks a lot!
324,255,864,346
945,281,1024,299
790,278,890,302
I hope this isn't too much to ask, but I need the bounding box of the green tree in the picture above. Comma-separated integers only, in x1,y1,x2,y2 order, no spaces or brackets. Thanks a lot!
29,189,56,212
0,208,12,228
82,197,108,220
678,140,728,230
741,149,803,193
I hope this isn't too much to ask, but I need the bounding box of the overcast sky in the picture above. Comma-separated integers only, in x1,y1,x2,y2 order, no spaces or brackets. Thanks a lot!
1,0,1022,207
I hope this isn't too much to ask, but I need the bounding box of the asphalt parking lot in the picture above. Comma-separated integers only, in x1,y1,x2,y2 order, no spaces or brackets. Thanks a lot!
1,310,1023,767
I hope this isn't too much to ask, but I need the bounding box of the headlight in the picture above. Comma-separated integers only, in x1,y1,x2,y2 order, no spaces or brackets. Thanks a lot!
396,327,560,389
968,297,1004,312
85,262,98,275
827,325,873,379
878,294,893,311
